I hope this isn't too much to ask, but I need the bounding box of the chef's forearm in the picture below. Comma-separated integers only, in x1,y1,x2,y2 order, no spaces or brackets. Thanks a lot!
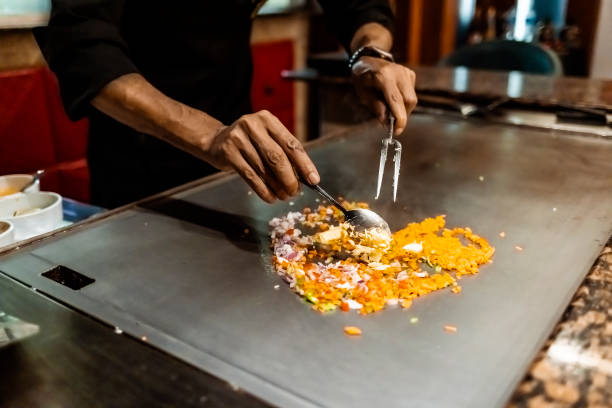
91,73,222,160
349,22,393,54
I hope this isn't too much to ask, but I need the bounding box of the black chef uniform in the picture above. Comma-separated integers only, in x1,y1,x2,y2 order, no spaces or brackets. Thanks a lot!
34,0,393,208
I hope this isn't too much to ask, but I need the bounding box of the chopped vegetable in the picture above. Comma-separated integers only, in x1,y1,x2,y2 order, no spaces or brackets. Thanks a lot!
444,325,457,333
410,317,419,324
499,232,506,238
346,299,363,310
515,245,523,252
402,242,423,253
451,286,462,294
344,326,362,336
269,202,494,315
401,299,413,309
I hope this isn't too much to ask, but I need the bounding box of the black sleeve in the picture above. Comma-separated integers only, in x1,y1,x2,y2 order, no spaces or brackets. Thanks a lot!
33,0,139,120
316,0,394,52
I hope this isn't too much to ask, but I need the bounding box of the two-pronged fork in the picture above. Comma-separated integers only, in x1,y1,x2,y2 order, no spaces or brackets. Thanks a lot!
375,114,402,202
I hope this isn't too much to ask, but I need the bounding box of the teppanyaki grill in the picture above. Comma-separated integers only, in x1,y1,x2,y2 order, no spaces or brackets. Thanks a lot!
0,114,611,408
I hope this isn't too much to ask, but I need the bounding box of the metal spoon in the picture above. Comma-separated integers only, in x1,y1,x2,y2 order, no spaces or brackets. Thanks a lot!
305,183,391,235
20,169,44,192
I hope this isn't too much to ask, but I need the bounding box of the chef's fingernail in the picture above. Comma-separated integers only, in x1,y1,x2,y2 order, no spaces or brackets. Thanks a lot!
307,172,320,185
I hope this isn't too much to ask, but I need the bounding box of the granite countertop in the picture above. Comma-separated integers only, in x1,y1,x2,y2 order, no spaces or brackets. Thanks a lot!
285,63,612,111
413,65,612,111
508,237,612,407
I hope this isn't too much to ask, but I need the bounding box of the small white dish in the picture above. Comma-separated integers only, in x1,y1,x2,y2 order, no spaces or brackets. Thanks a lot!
0,220,14,247
0,174,40,197
0,192,63,241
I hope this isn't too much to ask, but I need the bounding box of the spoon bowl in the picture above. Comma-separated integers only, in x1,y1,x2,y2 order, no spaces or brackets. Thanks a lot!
344,208,391,235
305,183,391,235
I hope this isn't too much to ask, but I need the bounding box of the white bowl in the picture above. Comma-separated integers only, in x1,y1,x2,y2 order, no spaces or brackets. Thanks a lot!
0,174,40,197
0,192,63,241
0,220,14,247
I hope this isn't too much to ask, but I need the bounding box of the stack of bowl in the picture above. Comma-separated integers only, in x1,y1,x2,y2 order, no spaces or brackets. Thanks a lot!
0,174,63,246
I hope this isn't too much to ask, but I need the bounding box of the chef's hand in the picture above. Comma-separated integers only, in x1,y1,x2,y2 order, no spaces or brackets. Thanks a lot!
351,56,417,136
92,74,319,203
203,110,320,203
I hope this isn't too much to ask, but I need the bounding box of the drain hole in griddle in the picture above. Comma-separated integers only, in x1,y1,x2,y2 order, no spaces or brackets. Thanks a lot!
42,265,95,290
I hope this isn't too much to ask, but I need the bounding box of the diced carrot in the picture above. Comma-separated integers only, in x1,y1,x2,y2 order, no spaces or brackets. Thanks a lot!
344,326,362,336
444,325,457,333
270,204,495,316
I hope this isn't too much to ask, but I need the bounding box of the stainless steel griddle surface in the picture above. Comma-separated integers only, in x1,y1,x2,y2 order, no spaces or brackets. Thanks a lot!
1,115,611,408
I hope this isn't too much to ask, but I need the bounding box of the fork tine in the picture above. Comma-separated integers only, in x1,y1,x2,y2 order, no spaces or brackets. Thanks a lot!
392,140,402,202
375,139,389,200
376,114,396,200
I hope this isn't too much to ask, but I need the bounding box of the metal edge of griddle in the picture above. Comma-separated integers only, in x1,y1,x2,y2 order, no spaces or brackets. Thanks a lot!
413,107,612,139
0,269,284,408
0,265,324,408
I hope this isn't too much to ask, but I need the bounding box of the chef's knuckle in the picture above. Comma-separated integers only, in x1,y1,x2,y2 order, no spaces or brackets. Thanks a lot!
286,137,304,152
266,148,284,166
408,69,416,81
258,109,273,120
242,167,258,183
237,114,250,125
236,117,254,133
227,128,240,141
220,140,234,155
391,91,402,103
408,95,418,108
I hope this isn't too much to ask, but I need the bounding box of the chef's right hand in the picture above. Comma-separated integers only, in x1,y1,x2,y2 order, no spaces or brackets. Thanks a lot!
202,110,320,203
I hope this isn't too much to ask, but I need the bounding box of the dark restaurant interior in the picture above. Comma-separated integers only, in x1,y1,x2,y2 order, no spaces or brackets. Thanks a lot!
0,1,611,407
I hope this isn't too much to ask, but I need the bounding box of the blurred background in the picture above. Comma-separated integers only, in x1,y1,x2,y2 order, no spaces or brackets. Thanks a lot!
0,0,610,203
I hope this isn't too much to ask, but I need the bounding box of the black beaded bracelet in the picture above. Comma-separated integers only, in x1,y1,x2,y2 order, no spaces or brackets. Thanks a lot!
348,46,395,70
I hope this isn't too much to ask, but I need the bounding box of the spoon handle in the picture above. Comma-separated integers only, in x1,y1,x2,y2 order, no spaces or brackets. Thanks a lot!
20,169,45,193
304,183,348,216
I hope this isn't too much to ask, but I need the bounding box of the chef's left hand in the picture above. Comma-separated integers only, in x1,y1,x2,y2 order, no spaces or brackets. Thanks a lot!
351,56,417,136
